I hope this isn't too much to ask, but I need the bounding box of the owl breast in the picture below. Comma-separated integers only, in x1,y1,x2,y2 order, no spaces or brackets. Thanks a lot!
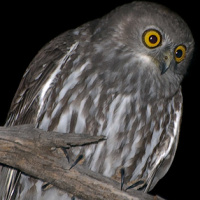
37,59,181,186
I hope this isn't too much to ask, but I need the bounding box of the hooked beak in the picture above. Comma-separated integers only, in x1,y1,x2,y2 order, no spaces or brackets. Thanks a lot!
160,62,170,75
159,51,174,75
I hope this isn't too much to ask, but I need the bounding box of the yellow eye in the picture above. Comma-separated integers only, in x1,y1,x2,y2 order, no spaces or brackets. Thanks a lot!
175,45,186,63
143,29,162,48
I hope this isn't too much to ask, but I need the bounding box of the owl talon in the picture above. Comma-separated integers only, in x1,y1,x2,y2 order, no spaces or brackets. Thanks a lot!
61,147,70,163
138,182,148,191
120,168,125,190
42,182,53,191
69,154,83,170
125,180,146,191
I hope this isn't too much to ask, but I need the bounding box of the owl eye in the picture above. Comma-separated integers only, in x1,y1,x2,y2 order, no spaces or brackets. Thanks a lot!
143,29,162,48
174,45,186,63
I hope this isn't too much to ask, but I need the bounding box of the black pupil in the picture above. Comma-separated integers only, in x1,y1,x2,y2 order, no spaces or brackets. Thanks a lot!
176,49,183,58
149,35,157,44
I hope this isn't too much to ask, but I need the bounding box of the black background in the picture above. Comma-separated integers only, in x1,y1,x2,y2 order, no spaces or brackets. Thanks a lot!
1,1,199,199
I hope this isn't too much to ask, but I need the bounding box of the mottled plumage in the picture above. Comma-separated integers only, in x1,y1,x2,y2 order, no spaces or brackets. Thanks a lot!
0,1,194,199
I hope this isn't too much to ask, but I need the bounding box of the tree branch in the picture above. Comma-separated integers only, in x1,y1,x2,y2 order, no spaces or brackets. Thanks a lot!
0,124,165,200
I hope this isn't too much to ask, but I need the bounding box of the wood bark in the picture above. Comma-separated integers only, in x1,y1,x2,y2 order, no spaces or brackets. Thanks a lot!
0,124,165,200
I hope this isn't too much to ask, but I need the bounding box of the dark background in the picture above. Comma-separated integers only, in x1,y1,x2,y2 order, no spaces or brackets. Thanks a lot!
1,1,199,199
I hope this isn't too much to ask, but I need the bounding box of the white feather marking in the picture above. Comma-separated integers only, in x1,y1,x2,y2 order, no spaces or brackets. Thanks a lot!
39,114,50,130
22,68,30,77
73,30,80,35
85,144,95,159
35,180,42,199
75,98,87,133
53,105,73,133
37,42,79,119
73,55,81,66
93,92,100,107
97,118,104,136
86,74,98,88
146,104,152,121
16,174,34,199
65,108,73,134
68,93,79,104
55,111,68,132
136,53,152,64
103,157,112,177
39,66,61,110
51,103,62,119
90,142,105,171
105,96,131,150
34,72,43,80
166,109,182,155
58,60,90,101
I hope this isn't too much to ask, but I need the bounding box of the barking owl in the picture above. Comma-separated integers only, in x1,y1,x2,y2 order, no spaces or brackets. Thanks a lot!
0,1,194,200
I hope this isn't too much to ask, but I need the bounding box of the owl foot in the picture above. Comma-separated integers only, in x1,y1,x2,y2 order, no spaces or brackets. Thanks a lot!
61,147,70,163
42,182,53,191
69,154,84,170
125,180,147,191
119,168,146,191
120,168,125,190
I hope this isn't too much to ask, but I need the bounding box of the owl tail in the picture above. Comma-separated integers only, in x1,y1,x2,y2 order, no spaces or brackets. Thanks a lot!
0,167,21,200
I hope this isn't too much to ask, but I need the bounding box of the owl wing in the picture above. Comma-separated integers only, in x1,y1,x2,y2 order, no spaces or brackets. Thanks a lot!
1,19,99,198
146,89,183,191
6,31,80,126
1,24,94,199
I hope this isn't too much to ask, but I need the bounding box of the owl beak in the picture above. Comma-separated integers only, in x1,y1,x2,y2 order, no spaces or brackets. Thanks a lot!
160,63,170,75
160,51,173,75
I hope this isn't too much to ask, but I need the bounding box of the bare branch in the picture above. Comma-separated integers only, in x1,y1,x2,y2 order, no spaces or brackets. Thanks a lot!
0,124,165,200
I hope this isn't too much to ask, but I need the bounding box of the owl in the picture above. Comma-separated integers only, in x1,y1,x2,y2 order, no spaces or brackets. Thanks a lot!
0,1,194,200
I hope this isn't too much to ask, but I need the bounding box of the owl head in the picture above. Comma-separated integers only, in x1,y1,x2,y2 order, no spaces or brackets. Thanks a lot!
94,1,194,97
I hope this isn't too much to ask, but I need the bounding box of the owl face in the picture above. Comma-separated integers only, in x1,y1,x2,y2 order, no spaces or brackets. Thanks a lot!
108,2,194,81
136,24,194,78
142,28,186,74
